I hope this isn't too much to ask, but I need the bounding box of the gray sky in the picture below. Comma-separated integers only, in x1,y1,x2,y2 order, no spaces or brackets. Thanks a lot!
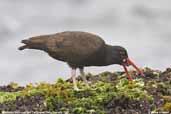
0,0,171,85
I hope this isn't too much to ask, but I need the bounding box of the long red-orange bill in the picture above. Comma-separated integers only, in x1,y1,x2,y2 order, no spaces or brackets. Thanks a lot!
123,65,133,81
126,58,145,77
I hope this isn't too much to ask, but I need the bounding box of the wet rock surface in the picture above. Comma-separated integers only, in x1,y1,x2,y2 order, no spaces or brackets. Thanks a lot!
0,85,24,92
106,97,151,114
0,94,46,111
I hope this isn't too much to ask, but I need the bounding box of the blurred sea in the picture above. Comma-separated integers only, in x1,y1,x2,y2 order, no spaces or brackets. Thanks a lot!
0,0,171,85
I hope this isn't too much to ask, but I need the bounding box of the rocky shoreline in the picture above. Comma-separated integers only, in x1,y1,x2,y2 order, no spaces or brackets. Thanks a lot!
0,68,171,114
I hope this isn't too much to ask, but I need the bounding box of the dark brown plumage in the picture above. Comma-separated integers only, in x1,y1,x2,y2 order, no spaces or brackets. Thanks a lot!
19,31,144,90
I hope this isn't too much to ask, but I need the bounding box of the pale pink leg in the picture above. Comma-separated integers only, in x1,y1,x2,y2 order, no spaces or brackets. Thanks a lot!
71,68,79,91
79,68,89,86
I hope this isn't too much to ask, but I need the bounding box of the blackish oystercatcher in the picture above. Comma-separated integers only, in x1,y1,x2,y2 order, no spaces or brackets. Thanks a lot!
19,31,144,90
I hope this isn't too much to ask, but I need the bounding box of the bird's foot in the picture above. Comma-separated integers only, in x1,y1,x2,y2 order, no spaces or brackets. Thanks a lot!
73,86,79,91
83,81,91,87
85,82,90,87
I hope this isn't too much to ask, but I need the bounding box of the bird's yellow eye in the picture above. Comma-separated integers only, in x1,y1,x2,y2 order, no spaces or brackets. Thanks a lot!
123,59,127,62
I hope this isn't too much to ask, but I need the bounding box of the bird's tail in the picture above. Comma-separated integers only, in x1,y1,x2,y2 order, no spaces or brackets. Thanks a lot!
18,39,29,50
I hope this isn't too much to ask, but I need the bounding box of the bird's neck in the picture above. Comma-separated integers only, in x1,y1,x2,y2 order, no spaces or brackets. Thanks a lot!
104,45,121,65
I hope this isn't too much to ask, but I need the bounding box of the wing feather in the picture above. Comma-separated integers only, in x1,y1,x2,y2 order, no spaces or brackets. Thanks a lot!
47,31,105,63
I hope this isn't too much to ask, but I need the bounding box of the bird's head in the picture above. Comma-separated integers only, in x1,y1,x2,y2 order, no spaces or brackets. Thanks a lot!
112,46,144,80
113,46,129,65
18,35,48,51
